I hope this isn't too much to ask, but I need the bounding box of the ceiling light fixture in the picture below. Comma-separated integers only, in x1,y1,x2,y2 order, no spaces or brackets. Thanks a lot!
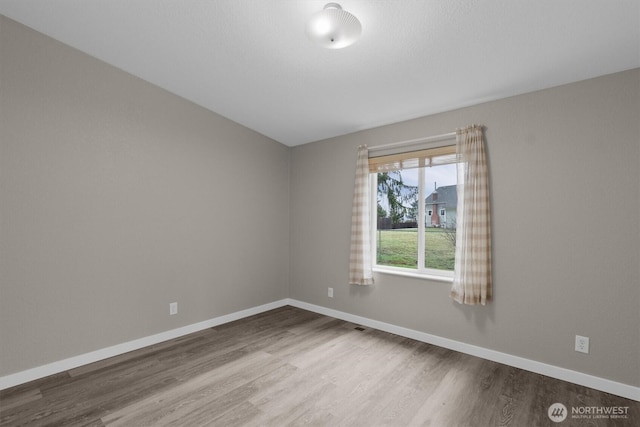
305,3,362,49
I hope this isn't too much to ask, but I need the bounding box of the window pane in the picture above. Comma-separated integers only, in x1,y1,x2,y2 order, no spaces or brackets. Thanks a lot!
423,164,457,270
376,168,419,269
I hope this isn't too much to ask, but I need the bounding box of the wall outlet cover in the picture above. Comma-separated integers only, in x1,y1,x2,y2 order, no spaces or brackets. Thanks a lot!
575,335,589,354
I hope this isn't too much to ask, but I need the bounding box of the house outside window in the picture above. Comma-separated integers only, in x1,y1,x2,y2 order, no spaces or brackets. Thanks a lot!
369,144,458,278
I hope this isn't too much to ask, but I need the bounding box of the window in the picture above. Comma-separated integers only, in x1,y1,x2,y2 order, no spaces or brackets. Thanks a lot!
369,144,458,279
349,126,489,300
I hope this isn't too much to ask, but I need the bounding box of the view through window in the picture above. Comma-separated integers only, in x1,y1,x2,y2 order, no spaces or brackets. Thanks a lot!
371,145,457,275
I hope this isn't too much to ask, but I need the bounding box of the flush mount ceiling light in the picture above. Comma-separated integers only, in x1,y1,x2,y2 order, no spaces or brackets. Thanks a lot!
305,3,362,49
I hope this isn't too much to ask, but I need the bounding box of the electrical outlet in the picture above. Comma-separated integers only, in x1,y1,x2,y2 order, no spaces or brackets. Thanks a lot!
575,335,589,354
328,287,334,298
169,302,178,315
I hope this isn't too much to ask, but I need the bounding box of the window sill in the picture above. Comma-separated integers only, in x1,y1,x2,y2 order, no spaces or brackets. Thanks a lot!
372,267,453,283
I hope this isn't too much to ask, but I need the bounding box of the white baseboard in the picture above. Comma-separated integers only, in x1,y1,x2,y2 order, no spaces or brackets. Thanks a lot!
2,297,638,402
0,299,289,391
286,299,640,402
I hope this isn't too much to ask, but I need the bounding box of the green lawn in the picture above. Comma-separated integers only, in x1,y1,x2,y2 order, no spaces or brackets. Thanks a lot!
376,228,455,270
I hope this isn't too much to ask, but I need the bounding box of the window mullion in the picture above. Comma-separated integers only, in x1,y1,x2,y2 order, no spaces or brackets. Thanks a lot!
370,173,378,266
417,167,425,271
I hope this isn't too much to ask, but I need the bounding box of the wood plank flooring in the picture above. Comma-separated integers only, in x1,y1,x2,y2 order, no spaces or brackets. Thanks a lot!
1,306,638,426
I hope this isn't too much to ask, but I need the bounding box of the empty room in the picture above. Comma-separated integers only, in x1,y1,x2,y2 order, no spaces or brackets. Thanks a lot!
1,1,639,426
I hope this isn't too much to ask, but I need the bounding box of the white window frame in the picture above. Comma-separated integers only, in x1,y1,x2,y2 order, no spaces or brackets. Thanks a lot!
369,139,457,282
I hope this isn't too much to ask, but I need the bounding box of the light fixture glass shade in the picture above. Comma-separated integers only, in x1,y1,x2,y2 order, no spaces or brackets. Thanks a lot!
305,3,362,49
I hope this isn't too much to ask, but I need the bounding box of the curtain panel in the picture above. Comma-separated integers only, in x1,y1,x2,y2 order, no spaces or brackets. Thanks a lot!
451,125,492,305
349,145,374,285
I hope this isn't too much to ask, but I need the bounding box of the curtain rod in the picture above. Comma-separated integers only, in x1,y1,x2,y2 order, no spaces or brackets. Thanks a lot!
368,131,456,152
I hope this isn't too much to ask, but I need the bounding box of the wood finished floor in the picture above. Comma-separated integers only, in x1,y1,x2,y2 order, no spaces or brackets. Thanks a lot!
1,306,638,427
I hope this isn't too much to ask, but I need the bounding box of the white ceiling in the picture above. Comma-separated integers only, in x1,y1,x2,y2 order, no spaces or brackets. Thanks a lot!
1,0,639,146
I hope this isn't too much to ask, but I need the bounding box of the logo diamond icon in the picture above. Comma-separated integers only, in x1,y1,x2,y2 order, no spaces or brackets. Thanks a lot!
548,403,568,423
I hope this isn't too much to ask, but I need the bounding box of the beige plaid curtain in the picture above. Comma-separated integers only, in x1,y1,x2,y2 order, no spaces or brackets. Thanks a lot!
451,125,492,305
349,145,374,285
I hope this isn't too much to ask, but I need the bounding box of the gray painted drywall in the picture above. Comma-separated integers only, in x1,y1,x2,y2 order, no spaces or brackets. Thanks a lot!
289,69,640,387
0,16,290,376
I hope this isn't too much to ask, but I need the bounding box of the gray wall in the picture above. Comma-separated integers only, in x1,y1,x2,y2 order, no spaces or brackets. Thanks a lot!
0,16,290,376
290,69,640,387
